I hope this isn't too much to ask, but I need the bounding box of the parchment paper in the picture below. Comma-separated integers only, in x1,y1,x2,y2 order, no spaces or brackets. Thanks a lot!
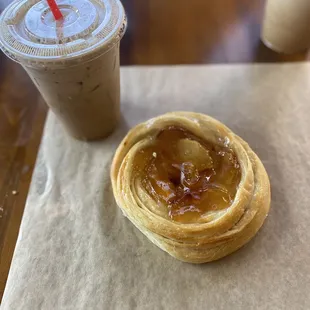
2,64,310,310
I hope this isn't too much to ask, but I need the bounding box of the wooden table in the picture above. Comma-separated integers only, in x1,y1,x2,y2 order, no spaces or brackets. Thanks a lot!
0,0,308,301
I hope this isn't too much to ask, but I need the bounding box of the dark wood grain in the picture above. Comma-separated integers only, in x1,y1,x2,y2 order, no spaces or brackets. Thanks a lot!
0,53,48,299
0,0,308,302
120,0,308,65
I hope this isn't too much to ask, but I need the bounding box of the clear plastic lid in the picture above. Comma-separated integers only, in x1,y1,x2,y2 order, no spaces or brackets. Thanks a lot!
0,0,126,67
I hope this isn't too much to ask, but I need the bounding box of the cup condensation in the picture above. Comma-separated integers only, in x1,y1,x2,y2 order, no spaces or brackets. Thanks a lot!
261,0,310,54
0,0,126,140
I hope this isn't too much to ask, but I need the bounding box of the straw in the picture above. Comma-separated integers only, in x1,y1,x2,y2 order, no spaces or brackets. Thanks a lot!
47,0,63,20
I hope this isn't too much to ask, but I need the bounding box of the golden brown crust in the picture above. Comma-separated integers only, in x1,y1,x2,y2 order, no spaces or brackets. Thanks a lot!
110,112,271,263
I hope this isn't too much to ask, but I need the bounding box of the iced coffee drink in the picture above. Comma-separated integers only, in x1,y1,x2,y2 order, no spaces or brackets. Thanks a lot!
262,0,310,53
0,0,126,140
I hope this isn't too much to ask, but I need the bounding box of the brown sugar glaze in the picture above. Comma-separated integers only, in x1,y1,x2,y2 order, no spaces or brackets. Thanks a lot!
136,127,241,223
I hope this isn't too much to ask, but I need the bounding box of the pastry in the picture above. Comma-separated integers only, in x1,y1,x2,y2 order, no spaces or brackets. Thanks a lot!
110,112,271,263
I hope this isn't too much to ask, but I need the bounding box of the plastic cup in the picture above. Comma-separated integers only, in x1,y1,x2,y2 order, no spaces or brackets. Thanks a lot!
0,0,127,140
261,0,310,54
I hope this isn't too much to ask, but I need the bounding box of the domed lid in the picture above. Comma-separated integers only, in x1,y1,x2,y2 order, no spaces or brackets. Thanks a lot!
0,0,126,67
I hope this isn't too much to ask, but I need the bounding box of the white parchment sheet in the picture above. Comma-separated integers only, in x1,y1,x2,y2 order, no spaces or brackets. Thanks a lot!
2,64,310,310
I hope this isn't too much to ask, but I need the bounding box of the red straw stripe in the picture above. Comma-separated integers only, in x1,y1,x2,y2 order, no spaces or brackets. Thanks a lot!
47,0,63,20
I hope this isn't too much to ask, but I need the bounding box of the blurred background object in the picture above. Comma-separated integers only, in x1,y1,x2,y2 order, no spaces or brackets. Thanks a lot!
261,0,310,54
0,0,309,302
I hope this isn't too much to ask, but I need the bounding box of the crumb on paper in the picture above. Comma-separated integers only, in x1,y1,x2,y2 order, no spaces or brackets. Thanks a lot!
12,190,18,195
152,152,157,158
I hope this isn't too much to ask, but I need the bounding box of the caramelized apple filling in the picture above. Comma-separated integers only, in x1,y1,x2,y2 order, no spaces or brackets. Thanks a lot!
138,127,241,223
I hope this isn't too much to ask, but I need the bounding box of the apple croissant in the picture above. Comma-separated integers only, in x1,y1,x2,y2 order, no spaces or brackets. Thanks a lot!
111,112,271,263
